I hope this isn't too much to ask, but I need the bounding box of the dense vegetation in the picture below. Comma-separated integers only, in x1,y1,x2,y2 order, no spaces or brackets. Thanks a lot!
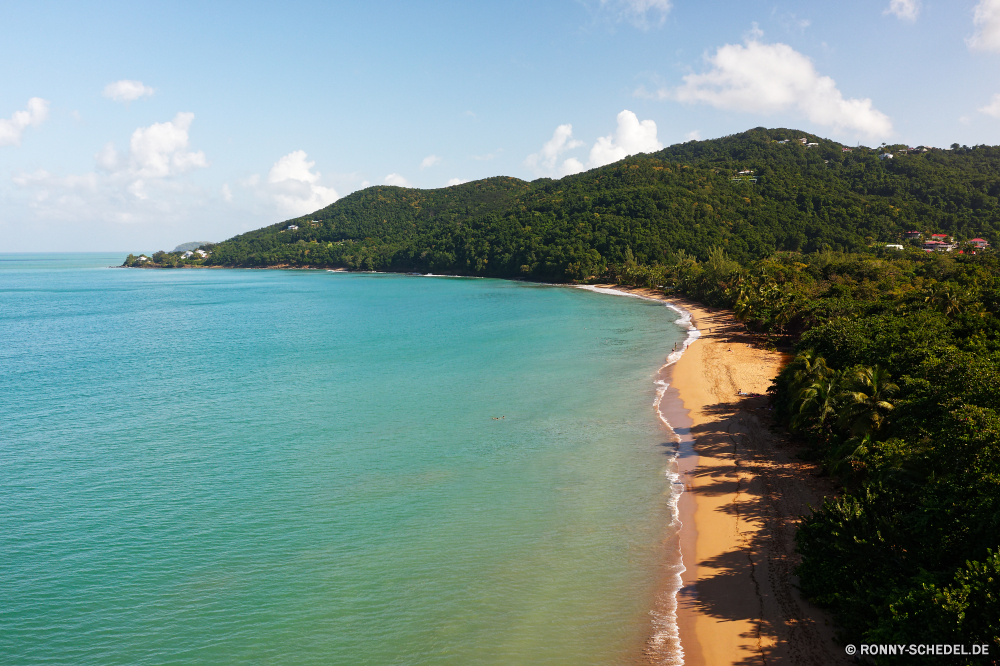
129,127,1000,276
125,127,1000,659
610,248,1000,663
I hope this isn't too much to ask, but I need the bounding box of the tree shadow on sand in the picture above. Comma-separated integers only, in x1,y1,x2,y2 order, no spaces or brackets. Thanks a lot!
674,403,852,665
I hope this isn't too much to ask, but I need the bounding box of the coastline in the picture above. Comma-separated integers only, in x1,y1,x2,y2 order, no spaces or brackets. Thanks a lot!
585,285,850,666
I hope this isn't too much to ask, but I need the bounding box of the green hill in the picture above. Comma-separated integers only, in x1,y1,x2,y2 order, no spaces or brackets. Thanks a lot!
187,127,1000,277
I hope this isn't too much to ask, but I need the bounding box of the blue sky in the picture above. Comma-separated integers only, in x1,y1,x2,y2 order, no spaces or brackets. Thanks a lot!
2,0,1000,251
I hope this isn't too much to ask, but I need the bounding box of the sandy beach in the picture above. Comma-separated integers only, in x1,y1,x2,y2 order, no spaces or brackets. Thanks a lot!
590,286,852,666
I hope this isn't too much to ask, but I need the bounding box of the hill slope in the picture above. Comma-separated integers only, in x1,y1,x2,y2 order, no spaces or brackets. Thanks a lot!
202,127,1000,278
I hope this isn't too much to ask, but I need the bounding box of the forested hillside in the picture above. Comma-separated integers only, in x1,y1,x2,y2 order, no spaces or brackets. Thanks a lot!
162,126,1000,277
605,246,1000,663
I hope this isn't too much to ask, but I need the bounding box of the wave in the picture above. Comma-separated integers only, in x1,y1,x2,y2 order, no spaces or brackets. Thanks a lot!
575,285,698,665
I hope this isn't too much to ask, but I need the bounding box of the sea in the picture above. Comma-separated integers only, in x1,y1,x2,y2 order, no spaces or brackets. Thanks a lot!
1,254,692,665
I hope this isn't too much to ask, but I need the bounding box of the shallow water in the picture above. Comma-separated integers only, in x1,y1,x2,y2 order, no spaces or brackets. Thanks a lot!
1,255,688,665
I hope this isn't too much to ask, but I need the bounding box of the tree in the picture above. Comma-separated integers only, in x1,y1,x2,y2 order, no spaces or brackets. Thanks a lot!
837,366,899,438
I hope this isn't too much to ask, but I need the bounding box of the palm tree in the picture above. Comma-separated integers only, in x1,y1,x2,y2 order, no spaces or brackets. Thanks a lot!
793,375,840,433
837,366,899,437
924,284,964,317
788,351,833,393
827,433,872,482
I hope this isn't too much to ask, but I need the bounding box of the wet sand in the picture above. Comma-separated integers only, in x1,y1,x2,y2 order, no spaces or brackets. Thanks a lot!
589,286,850,666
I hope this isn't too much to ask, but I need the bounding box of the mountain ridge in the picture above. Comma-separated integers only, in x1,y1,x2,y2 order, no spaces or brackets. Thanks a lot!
147,127,1000,278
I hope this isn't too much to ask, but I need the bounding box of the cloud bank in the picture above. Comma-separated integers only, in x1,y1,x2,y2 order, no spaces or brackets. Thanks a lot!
979,93,1000,118
264,151,338,216
587,110,663,168
526,111,663,177
0,98,49,147
525,124,584,176
12,112,209,219
669,38,892,138
969,0,1000,52
384,173,412,187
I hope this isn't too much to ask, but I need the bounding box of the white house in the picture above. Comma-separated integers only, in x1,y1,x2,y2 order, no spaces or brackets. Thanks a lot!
806,142,819,148
182,251,193,258
922,240,954,252
885,244,904,250
138,255,150,262
879,153,894,160
195,249,209,257
287,224,299,230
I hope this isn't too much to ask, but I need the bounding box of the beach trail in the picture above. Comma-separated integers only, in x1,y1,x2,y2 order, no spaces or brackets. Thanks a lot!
592,286,851,666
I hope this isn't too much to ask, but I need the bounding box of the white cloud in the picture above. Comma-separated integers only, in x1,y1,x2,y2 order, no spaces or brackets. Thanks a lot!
129,112,208,178
562,158,585,175
979,93,1000,117
11,112,210,224
684,130,701,141
222,183,233,202
269,150,320,184
384,173,412,187
603,0,672,29
969,0,1000,52
94,142,120,171
420,154,442,169
884,0,920,21
446,178,468,186
587,110,663,168
264,150,338,215
103,80,155,103
671,38,892,138
526,111,663,177
525,124,584,175
0,98,49,147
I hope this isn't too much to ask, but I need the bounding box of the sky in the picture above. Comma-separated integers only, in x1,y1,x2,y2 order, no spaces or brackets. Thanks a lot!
2,0,1000,252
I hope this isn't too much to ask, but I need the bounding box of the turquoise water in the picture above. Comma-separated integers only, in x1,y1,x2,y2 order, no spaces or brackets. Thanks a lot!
1,255,686,665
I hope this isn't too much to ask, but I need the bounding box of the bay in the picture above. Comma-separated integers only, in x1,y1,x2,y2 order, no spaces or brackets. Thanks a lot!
1,255,684,665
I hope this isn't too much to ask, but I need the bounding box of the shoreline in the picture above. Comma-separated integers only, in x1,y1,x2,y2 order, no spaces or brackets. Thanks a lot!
584,285,850,666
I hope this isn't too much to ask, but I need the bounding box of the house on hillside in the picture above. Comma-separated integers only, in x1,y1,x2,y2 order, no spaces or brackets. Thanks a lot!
970,238,990,248
923,240,955,252
138,255,151,262
879,152,894,160
806,142,819,148
181,251,194,258
195,249,209,257
776,139,789,144
287,224,299,230
931,233,952,243
842,147,853,152
798,138,808,144
903,231,921,240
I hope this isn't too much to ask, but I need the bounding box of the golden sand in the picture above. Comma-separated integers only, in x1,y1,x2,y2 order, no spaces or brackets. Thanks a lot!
590,286,851,665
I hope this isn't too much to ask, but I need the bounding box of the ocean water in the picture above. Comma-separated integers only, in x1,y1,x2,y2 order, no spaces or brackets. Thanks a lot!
1,254,689,665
